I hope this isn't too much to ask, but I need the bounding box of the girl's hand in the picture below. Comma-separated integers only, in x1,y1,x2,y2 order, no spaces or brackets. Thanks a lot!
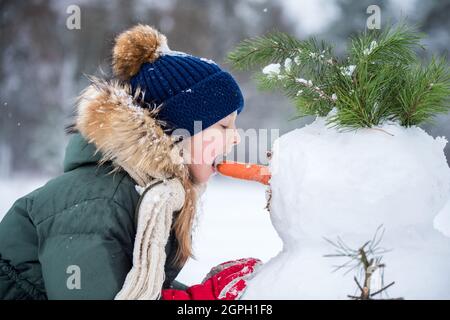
161,258,262,300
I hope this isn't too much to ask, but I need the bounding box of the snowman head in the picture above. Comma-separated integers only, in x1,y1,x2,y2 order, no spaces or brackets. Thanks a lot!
268,118,450,246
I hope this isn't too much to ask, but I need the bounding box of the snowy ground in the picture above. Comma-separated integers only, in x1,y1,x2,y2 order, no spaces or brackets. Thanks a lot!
0,174,282,286
0,174,50,217
177,177,282,285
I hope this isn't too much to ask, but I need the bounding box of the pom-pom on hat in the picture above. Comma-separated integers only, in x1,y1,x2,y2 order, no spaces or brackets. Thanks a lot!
112,24,244,136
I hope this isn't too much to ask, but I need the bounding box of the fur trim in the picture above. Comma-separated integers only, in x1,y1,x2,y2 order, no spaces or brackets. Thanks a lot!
75,77,186,186
113,24,168,81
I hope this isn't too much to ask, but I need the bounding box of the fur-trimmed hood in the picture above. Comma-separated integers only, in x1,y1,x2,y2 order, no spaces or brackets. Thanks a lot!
75,77,188,187
74,76,199,273
69,25,203,289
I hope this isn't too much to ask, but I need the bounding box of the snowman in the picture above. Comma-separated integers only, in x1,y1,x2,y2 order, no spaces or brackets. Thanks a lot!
240,116,450,299
225,23,450,299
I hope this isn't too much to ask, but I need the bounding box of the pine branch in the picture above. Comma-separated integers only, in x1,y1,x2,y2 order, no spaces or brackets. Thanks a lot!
323,225,401,299
395,57,450,126
226,31,305,71
227,23,450,130
350,23,423,67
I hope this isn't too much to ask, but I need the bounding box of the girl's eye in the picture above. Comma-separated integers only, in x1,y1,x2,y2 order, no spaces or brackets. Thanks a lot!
220,125,228,129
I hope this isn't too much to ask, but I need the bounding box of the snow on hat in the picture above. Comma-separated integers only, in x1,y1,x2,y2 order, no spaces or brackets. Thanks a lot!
112,24,244,136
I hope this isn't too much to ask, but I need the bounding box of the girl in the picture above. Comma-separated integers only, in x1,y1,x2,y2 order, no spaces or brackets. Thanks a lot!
0,24,260,300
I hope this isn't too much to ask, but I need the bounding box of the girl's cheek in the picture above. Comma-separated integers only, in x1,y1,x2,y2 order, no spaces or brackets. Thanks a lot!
190,134,208,164
202,130,227,163
188,127,229,165
201,137,211,158
188,162,215,184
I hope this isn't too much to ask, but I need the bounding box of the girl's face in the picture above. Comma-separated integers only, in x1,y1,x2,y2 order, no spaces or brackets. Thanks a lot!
182,111,240,184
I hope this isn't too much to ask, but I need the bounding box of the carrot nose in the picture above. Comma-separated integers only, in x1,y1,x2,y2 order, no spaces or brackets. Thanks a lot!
215,160,271,185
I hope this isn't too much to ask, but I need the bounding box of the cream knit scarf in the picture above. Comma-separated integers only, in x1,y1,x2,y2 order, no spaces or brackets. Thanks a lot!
115,178,185,300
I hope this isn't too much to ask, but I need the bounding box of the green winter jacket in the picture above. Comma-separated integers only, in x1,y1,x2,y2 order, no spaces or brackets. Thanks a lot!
0,133,185,300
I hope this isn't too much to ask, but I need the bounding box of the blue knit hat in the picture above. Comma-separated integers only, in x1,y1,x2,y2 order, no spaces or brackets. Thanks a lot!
112,24,244,136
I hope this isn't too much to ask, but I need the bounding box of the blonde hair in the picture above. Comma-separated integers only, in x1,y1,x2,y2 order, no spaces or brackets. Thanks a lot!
172,168,199,267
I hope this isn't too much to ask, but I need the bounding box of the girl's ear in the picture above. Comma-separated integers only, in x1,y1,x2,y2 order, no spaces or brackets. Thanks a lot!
177,136,192,165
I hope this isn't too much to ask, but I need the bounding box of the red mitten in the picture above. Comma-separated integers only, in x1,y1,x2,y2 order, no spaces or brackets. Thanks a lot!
162,258,262,300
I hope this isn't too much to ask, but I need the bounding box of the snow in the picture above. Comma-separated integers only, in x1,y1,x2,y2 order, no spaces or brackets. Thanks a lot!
158,40,189,58
284,58,292,72
200,57,217,65
0,174,49,220
434,200,450,237
363,41,378,56
262,63,281,76
296,78,313,86
243,116,450,299
159,40,216,66
340,65,356,77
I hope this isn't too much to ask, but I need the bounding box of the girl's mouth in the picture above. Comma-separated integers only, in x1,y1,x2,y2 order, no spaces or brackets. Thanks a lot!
211,157,221,174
